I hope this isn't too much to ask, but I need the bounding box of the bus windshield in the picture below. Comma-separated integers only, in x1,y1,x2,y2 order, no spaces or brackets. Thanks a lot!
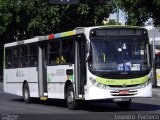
89,40,149,72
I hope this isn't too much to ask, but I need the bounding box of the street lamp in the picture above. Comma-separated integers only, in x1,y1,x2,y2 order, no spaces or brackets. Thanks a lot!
112,0,119,24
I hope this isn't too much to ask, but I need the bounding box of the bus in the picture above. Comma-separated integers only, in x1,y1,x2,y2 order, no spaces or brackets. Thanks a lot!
155,49,160,86
3,25,152,110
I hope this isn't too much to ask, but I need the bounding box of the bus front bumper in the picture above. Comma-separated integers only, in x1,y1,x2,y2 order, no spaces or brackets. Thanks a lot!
85,83,152,100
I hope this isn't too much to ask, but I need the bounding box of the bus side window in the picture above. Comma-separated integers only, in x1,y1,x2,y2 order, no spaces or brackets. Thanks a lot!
28,44,38,66
48,41,60,65
19,46,28,67
61,38,74,64
5,48,12,68
12,47,19,68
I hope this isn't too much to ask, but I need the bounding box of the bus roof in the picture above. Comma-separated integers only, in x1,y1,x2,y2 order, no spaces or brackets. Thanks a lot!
4,25,143,48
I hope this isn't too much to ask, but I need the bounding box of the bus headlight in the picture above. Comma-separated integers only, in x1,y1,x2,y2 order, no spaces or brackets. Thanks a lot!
89,77,108,89
89,77,96,85
97,83,101,87
140,79,151,88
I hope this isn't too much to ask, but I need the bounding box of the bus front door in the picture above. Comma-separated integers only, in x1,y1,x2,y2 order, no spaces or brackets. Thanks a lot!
75,35,86,99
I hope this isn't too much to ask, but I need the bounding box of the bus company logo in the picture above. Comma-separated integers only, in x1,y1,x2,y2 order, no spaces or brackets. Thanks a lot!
122,84,127,87
106,80,115,83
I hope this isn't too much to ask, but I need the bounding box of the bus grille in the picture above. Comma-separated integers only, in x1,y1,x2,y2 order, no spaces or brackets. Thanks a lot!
110,90,137,96
108,84,140,88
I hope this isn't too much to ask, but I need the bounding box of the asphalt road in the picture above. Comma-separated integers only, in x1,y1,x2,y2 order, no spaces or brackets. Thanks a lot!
0,83,160,120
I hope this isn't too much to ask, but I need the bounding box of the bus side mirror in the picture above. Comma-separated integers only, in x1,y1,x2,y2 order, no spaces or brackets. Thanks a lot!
86,42,91,62
86,54,90,62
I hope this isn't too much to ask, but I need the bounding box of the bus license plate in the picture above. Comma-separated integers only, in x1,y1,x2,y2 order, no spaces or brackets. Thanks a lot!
119,90,129,95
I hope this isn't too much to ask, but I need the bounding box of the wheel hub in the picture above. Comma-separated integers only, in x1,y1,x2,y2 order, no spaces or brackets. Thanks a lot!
24,89,28,100
68,91,74,103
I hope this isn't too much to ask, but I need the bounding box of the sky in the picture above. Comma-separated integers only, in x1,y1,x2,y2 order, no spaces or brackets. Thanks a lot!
109,9,126,25
109,10,153,26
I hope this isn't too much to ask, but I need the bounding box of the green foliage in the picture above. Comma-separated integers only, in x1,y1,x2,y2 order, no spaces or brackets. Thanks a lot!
105,19,119,25
0,0,113,73
118,0,160,26
0,0,113,42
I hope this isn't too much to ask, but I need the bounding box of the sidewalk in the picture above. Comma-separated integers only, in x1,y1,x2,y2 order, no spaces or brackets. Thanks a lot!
0,82,3,91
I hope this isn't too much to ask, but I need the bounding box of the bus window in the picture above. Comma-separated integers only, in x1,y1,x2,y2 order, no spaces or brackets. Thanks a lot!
156,54,160,68
90,41,148,71
12,47,19,68
5,48,12,68
19,46,28,67
28,44,38,66
48,41,60,65
61,38,74,64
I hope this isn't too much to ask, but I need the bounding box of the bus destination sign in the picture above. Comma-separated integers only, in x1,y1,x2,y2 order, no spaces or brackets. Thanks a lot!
90,28,145,37
49,0,79,4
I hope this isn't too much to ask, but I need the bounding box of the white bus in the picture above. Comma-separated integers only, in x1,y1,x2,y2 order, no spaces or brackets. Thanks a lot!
4,25,152,110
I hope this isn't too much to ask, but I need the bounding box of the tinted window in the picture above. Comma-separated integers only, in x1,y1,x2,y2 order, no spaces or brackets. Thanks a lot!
28,44,38,66
12,47,19,67
48,41,60,65
19,46,28,67
89,40,149,71
61,38,74,64
5,48,12,68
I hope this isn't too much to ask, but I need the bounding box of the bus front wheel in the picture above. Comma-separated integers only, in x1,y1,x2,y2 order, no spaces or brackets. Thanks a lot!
23,83,31,104
66,85,78,110
117,99,131,110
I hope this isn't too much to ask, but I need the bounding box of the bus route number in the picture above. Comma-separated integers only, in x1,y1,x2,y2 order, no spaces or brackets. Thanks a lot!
131,64,140,71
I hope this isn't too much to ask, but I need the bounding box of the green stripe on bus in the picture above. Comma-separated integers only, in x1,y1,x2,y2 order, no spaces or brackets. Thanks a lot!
69,75,74,82
47,73,51,82
99,25,140,29
96,75,149,85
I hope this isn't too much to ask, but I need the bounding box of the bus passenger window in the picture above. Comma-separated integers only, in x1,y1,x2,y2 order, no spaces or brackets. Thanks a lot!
5,48,12,68
50,53,59,64
56,54,66,64
61,38,74,64
19,46,28,67
28,44,38,66
48,41,60,65
12,48,19,68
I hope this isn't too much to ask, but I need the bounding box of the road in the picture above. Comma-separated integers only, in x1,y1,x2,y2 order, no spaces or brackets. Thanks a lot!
0,83,160,120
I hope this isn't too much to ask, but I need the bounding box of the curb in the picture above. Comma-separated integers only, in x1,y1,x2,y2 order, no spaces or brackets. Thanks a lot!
152,93,160,99
0,82,3,91
152,88,160,99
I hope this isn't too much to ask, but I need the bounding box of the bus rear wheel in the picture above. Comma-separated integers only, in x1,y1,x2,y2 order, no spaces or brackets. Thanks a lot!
66,85,78,110
117,99,131,110
23,83,31,104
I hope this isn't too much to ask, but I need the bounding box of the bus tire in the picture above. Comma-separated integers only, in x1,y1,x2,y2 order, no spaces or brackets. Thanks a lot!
66,85,78,110
117,99,131,110
23,83,31,104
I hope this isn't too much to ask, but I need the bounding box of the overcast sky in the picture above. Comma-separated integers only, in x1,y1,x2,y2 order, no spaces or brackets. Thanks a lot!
109,9,126,25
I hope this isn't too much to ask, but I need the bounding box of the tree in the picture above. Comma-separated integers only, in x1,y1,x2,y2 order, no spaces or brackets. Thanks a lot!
118,0,160,26
0,0,114,73
0,0,113,42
